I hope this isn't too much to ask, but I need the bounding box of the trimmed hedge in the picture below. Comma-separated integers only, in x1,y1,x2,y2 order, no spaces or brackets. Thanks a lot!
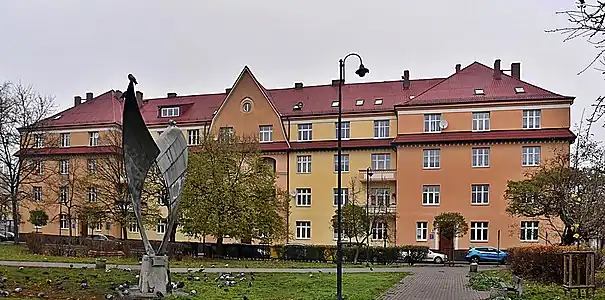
507,245,605,284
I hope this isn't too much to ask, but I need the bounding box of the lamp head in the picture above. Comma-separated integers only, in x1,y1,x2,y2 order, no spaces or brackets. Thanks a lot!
355,64,369,77
368,171,374,177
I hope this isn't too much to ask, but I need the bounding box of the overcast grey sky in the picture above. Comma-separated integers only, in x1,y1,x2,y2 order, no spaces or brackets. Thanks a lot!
0,0,602,138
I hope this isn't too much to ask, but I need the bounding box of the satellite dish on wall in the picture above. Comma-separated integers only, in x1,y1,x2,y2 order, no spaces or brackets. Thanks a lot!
439,120,449,129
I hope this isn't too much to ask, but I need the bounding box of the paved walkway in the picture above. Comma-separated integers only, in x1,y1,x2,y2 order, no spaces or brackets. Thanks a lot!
379,266,493,300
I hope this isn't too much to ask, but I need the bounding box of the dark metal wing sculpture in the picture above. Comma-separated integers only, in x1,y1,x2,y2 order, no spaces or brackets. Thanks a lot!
122,75,160,255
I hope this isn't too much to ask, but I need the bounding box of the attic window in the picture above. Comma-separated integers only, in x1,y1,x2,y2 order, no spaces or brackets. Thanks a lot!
355,99,365,106
374,98,383,105
409,95,415,99
515,87,526,94
293,102,303,111
52,115,62,120
160,107,180,117
331,101,339,107
473,89,485,95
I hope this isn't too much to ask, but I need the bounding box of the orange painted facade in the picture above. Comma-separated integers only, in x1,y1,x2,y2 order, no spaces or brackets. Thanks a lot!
18,60,574,251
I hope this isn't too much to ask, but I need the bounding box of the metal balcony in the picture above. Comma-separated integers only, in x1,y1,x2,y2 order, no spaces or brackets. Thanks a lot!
359,169,397,182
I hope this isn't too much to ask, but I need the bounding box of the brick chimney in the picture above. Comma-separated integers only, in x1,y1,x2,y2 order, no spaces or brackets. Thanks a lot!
167,92,177,98
74,96,82,107
225,88,232,94
493,59,502,80
455,64,461,73
402,70,410,89
86,92,93,102
136,91,143,106
511,62,521,79
294,82,303,90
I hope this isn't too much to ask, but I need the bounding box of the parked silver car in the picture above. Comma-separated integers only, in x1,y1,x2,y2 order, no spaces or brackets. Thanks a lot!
400,249,448,264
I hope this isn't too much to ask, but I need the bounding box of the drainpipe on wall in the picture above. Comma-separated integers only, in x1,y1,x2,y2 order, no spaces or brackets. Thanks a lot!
286,117,291,245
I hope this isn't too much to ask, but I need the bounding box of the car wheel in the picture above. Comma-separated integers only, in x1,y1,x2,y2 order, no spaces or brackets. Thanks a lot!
471,256,479,263
434,257,443,264
499,258,506,265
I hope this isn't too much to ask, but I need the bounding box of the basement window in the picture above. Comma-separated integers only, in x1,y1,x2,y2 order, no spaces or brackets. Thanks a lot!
355,99,365,106
474,89,485,95
374,98,383,105
514,87,526,94
160,106,180,117
331,101,339,107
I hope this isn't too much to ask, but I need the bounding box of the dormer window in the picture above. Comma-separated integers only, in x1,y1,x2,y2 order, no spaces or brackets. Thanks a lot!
331,101,339,107
374,98,383,105
160,107,180,117
514,87,526,94
355,99,364,106
474,89,485,95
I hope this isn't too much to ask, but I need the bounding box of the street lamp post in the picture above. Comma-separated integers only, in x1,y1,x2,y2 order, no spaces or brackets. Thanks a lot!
337,53,369,300
365,167,373,265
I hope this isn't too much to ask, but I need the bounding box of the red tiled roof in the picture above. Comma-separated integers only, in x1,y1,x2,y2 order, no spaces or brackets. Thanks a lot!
392,128,576,144
15,146,120,157
259,141,289,152
38,61,573,129
290,138,393,151
401,62,572,107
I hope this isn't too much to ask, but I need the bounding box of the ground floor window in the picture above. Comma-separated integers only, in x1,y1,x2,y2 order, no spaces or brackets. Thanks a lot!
296,221,311,239
470,222,489,242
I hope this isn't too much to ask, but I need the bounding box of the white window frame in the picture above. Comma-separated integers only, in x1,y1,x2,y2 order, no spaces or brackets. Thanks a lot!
424,114,441,133
295,221,311,240
129,221,139,233
296,155,311,173
88,187,97,202
520,221,539,242
471,184,489,205
187,129,200,145
422,185,440,206
335,121,350,139
88,159,97,173
298,124,312,141
416,222,428,241
371,153,391,170
472,112,490,132
33,134,43,148
333,227,341,241
95,222,103,232
295,188,311,207
470,222,489,242
59,214,69,230
160,107,180,117
374,120,390,138
59,185,68,204
156,219,166,234
522,146,541,166
371,188,390,207
371,222,387,240
33,160,43,175
60,160,69,175
259,125,273,143
88,131,99,146
522,109,541,129
423,149,440,169
333,154,350,172
33,186,42,202
333,188,349,206
60,133,70,148
472,147,490,168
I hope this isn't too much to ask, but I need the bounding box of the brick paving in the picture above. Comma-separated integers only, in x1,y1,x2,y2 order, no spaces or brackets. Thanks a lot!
379,266,492,300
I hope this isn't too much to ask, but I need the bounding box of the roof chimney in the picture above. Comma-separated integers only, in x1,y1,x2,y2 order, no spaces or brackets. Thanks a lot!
74,96,82,107
136,91,143,106
167,92,177,98
511,62,521,79
225,88,232,94
455,64,461,73
86,92,93,101
294,82,304,90
331,79,343,87
402,70,410,89
493,59,502,80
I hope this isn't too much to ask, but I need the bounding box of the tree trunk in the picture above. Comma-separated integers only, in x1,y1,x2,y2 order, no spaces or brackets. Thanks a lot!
216,236,224,257
121,224,128,240
11,193,19,244
169,223,177,242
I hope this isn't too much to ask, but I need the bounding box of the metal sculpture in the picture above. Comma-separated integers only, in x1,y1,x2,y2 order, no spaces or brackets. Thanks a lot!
121,74,188,296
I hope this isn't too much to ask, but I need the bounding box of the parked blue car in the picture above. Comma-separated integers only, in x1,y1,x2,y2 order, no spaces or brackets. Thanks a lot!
465,246,507,264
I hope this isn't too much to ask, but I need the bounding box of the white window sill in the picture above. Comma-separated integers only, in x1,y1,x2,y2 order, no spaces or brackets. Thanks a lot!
520,240,539,243
522,164,540,167
295,237,311,240
422,203,440,206
259,140,273,143
470,240,489,243
373,136,390,139
296,204,311,207
471,129,490,132
297,140,312,142
296,172,311,174
522,127,541,130
423,167,440,170
472,165,490,168
471,203,490,206
423,131,441,134
416,239,428,242
333,171,350,173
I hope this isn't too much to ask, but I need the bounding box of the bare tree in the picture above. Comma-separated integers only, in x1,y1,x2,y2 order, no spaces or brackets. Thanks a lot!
0,82,55,243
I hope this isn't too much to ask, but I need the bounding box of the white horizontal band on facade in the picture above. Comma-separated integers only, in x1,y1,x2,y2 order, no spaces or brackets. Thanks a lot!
39,125,205,135
396,103,570,115
287,115,396,125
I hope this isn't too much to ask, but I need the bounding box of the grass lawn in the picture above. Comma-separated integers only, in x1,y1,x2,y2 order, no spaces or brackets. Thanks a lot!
469,269,605,300
0,266,407,300
0,244,408,269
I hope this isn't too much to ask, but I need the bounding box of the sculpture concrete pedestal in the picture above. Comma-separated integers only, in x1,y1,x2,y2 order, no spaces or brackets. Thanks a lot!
139,255,169,295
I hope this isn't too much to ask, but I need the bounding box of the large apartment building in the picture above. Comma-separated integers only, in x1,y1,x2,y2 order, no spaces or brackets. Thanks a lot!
18,59,574,252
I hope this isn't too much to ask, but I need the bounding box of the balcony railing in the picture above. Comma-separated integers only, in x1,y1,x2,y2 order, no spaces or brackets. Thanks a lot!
367,204,397,214
359,169,397,181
